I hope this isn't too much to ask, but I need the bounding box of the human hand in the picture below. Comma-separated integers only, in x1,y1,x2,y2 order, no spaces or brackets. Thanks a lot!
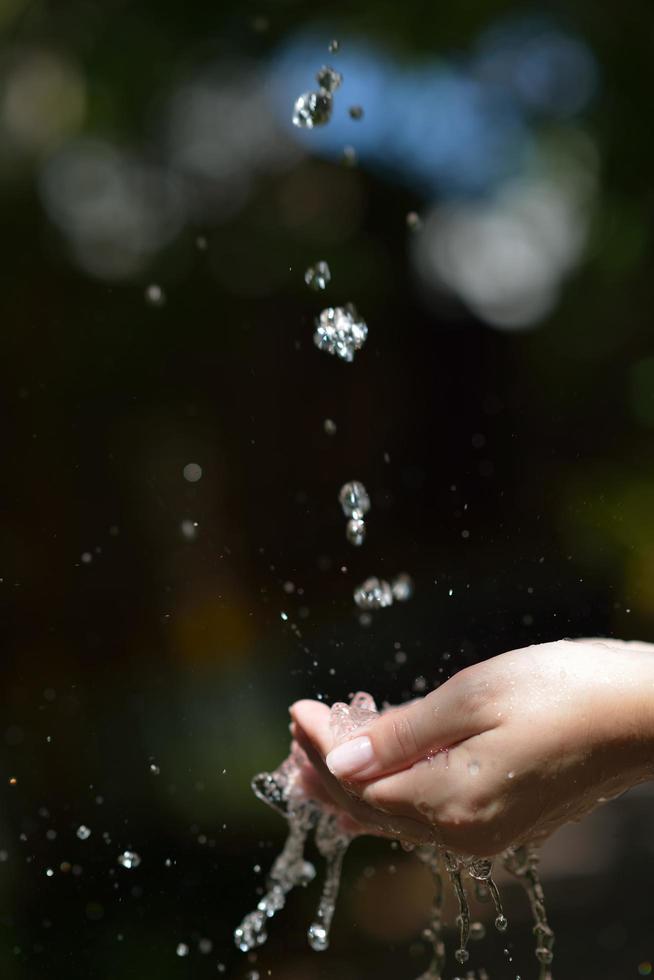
291,639,654,856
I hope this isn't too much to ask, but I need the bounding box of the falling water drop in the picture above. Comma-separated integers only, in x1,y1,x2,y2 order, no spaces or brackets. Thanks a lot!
305,261,331,291
292,91,333,129
314,304,368,362
315,66,342,93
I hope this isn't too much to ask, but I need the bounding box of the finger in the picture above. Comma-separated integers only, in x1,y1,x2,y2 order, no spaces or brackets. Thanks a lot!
322,670,497,782
293,716,434,844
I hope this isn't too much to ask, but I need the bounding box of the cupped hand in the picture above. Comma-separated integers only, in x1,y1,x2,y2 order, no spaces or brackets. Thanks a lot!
291,639,654,856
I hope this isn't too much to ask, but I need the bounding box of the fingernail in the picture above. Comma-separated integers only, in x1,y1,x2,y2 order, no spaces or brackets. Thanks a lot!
326,736,374,778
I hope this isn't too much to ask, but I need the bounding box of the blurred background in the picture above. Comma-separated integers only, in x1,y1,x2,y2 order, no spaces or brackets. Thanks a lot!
1,0,654,977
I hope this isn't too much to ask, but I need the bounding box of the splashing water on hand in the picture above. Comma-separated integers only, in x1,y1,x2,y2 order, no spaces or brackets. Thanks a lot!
235,693,554,979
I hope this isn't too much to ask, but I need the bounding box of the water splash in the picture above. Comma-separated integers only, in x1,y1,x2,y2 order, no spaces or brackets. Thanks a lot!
237,694,553,980
235,753,319,953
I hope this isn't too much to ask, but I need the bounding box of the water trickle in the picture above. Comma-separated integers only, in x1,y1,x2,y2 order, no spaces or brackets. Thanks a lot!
305,261,331,291
445,852,471,966
503,845,554,979
307,812,351,951
314,304,368,362
292,91,333,129
415,845,446,980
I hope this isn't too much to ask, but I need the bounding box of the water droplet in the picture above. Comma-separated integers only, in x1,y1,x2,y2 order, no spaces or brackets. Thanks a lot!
323,418,337,435
495,914,508,932
175,942,189,957
81,552,92,564
183,462,202,483
117,850,141,870
76,825,91,841
180,519,198,540
338,481,370,518
342,145,357,167
145,284,165,307
314,305,368,362
406,211,422,231
315,65,342,93
346,517,365,546
353,577,393,610
467,762,480,777
280,612,288,622
292,91,332,129
198,937,212,954
149,763,160,775
348,105,364,120
304,261,331,291
45,867,54,877
470,921,486,941
307,921,329,950
392,573,413,602
328,39,340,53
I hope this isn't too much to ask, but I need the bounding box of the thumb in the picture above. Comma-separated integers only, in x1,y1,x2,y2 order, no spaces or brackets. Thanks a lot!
325,670,492,782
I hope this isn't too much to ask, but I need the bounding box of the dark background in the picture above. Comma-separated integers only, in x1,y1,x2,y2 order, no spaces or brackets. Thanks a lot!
1,0,654,977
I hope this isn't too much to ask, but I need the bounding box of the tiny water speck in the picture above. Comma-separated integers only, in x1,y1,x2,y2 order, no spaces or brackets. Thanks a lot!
342,145,357,167
183,462,202,483
323,418,337,435
198,938,212,954
406,211,422,231
76,825,91,840
45,868,54,877
280,611,288,622
149,763,160,775
180,519,198,540
305,260,331,291
145,284,165,307
81,552,92,564
349,105,364,120
328,39,340,53
175,942,189,957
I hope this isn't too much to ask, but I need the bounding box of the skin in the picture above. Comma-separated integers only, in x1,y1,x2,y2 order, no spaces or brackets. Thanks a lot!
290,639,654,856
